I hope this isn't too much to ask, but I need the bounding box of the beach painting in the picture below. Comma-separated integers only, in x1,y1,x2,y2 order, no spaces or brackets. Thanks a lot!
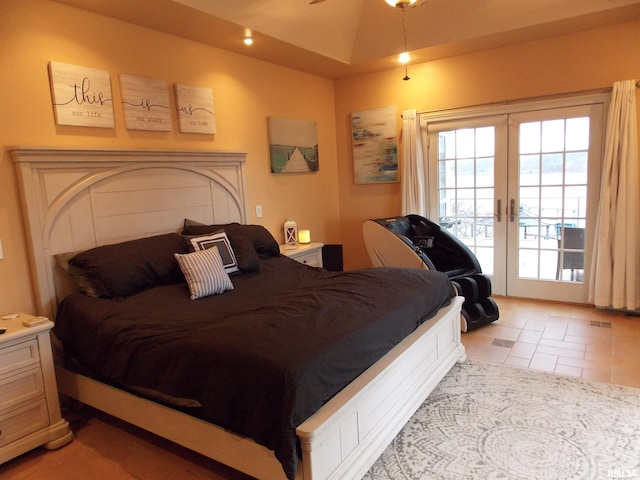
268,116,319,173
351,106,398,184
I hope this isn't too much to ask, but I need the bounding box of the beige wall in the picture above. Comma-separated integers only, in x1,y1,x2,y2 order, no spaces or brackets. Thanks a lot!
1,1,639,314
0,0,340,314
335,20,640,270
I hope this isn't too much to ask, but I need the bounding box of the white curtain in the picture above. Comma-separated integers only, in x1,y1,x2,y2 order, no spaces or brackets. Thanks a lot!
401,109,426,216
589,80,640,310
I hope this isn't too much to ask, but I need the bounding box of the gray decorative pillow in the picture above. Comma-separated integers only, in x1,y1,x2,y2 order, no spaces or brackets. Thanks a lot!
187,231,239,274
174,246,234,300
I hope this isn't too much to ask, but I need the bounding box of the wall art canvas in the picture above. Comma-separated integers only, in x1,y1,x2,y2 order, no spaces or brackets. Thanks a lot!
174,84,216,134
268,116,319,174
351,105,399,184
119,74,171,131
48,61,115,128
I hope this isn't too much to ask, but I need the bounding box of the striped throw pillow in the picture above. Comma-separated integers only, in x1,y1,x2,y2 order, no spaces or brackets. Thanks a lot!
174,246,234,299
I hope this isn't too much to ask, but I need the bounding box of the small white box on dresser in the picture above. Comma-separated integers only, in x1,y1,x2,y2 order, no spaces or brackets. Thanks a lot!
280,242,324,267
0,313,72,464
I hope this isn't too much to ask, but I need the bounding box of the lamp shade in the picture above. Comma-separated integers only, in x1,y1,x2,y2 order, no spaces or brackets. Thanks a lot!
298,230,311,244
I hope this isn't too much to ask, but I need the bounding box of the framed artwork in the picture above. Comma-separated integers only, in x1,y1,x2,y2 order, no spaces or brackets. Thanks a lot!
351,105,399,184
268,116,319,173
119,74,171,131
48,61,115,128
174,84,216,134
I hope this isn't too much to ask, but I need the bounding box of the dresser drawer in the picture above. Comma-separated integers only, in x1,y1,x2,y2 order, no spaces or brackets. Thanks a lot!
0,368,45,413
0,400,49,447
0,340,40,377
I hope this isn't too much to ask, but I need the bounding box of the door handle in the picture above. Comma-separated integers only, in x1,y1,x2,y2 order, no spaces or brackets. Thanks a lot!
495,199,502,222
510,199,516,222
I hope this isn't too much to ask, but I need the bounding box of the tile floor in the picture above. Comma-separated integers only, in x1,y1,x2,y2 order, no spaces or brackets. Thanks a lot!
462,296,640,388
1,297,639,479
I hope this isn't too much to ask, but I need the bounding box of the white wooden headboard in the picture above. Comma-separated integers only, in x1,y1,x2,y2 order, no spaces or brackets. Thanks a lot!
11,147,248,320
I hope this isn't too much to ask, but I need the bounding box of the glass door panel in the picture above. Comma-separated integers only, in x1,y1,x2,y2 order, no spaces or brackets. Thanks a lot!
436,126,497,276
426,101,603,302
507,104,603,302
428,116,508,294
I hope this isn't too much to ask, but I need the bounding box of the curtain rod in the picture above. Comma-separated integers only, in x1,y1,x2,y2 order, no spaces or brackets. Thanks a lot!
412,81,639,117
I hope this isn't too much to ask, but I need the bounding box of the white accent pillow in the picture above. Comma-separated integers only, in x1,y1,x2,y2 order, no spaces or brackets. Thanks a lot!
174,246,234,300
188,231,239,274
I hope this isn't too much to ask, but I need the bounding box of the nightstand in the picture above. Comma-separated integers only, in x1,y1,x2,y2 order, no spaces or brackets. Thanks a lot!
0,313,72,464
280,242,324,267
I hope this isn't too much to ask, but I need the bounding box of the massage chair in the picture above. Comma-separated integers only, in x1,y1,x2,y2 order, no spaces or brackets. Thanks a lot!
362,214,499,332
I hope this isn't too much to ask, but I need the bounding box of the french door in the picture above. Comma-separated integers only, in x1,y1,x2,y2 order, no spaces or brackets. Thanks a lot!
424,99,605,302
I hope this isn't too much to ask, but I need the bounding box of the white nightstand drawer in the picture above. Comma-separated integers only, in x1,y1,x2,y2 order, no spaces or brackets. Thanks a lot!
0,316,72,462
0,340,40,377
280,243,324,268
295,250,322,267
0,400,49,447
0,368,45,413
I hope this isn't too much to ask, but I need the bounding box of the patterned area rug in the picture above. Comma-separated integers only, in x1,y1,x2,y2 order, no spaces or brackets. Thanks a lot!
364,360,640,480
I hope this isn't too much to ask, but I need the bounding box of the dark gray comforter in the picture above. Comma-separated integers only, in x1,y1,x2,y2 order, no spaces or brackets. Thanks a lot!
55,255,454,479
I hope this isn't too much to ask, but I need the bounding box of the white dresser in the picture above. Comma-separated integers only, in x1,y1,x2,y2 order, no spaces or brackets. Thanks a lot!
0,314,72,464
280,242,324,267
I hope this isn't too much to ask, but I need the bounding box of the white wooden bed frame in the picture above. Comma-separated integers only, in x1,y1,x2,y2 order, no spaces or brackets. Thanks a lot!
12,146,466,480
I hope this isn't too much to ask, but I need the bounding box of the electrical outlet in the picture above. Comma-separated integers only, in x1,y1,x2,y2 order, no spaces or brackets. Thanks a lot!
256,205,263,218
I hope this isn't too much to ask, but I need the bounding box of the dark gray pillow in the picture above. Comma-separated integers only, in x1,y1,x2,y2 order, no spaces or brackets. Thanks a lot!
183,219,280,257
68,233,189,298
227,234,261,272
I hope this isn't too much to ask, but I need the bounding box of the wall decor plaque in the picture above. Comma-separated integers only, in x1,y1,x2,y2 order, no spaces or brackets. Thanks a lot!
48,61,115,128
174,84,216,134
119,74,171,131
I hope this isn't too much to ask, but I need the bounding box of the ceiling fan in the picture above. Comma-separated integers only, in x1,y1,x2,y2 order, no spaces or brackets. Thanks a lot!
310,0,427,6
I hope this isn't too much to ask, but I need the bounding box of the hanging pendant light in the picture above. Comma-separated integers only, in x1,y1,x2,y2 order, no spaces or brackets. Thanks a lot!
400,3,411,80
385,0,416,80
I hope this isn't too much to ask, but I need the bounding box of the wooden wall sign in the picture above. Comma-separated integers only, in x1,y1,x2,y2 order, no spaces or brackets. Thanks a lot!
120,74,172,131
48,61,115,128
174,84,216,134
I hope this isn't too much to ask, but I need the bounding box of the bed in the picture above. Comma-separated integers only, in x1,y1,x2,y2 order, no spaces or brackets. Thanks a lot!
11,146,466,480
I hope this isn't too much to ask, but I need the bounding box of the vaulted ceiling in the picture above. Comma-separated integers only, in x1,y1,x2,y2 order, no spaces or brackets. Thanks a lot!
54,0,640,79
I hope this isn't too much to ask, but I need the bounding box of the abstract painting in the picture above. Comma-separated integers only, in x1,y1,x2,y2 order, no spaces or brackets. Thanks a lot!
351,106,398,184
